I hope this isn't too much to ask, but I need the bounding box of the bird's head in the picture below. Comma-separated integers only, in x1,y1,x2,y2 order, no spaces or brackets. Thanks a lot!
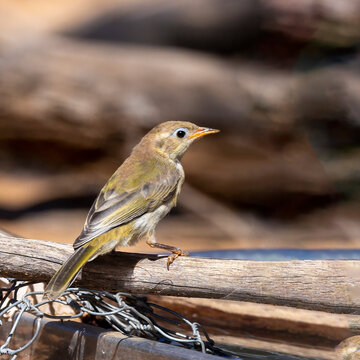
144,121,219,161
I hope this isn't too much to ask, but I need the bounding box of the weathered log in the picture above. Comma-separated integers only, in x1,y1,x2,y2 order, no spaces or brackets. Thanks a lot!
0,35,250,141
69,0,262,54
149,296,360,341
263,0,360,47
0,236,359,314
336,336,360,360
3,0,360,50
4,29,359,141
68,0,360,53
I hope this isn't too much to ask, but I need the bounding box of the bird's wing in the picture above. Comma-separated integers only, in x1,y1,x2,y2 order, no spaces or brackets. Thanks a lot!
73,162,181,249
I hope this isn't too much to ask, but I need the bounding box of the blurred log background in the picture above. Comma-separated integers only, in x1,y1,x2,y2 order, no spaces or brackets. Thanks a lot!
1,0,360,251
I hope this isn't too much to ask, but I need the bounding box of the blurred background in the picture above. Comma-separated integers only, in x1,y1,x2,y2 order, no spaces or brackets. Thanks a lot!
1,0,360,253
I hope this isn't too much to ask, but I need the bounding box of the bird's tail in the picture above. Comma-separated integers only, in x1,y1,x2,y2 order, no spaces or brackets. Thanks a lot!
43,243,99,301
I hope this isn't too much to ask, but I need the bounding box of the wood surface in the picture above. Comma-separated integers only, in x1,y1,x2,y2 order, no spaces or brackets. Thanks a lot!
148,296,360,343
69,0,360,50
0,236,359,314
147,296,360,359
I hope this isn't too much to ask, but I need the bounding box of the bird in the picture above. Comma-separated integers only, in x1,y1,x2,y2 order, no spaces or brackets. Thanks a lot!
43,121,219,300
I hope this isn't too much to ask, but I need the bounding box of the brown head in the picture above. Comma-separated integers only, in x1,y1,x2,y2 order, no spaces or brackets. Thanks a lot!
140,121,219,160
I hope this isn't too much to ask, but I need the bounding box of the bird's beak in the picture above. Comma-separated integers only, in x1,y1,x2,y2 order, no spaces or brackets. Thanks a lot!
189,127,220,139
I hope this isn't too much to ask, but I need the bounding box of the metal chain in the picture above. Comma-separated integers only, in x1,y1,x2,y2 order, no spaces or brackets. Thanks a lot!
0,279,239,359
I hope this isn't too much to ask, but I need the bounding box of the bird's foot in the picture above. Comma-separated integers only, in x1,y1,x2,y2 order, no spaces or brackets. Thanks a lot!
167,249,189,270
145,238,189,270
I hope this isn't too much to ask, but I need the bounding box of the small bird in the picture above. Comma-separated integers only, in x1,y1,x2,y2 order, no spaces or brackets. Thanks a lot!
44,121,219,300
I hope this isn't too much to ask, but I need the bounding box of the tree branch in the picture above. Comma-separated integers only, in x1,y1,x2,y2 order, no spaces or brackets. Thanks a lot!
0,236,359,314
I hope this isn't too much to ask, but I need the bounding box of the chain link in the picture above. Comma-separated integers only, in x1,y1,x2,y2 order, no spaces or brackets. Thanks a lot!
0,279,239,359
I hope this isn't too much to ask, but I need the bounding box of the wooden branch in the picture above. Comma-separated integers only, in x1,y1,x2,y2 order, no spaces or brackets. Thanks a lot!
1,25,358,143
69,0,261,54
0,236,359,314
68,0,360,62
148,296,360,344
148,296,353,359
0,34,250,142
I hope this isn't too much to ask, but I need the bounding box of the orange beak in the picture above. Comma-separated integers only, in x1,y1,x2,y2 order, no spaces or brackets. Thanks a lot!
189,127,220,139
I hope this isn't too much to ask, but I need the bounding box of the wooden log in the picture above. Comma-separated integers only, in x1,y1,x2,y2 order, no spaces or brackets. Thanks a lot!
2,0,360,49
147,296,360,357
1,2,359,138
336,336,360,360
69,0,262,54
0,236,359,314
0,34,251,143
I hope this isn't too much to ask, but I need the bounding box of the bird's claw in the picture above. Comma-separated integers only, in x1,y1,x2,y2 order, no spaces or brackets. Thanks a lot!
166,249,189,270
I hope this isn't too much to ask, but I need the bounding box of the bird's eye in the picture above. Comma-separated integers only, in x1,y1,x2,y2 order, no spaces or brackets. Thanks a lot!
173,128,188,138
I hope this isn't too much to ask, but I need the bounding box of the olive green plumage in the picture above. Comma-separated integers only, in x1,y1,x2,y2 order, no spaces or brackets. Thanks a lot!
44,121,219,300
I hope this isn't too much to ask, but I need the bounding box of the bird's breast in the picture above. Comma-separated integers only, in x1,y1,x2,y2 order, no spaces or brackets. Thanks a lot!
133,204,171,236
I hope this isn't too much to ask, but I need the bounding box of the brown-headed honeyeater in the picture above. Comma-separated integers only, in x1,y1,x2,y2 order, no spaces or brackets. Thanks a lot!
44,121,219,300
